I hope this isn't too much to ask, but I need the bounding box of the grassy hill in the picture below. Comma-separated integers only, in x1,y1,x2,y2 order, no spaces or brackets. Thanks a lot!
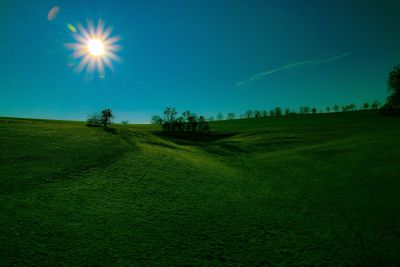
1,111,399,266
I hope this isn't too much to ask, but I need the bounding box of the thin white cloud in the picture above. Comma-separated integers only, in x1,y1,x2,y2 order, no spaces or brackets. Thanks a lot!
236,52,352,88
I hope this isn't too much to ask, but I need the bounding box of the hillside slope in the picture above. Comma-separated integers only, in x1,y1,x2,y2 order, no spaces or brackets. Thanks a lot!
1,112,399,266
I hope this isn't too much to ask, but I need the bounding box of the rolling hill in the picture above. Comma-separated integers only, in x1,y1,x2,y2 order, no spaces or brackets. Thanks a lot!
1,111,399,266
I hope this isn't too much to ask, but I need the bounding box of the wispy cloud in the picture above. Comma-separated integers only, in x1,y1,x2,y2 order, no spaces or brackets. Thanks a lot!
235,52,352,88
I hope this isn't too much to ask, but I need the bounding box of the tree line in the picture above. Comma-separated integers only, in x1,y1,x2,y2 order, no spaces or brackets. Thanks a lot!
213,64,400,120
207,100,383,121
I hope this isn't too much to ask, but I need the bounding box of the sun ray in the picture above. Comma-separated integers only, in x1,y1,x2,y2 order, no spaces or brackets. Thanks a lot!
104,36,121,46
87,19,96,38
77,23,91,41
97,58,105,76
87,58,96,73
101,26,113,41
106,45,121,52
66,19,120,76
102,56,114,72
107,51,122,63
96,19,104,38
76,54,91,73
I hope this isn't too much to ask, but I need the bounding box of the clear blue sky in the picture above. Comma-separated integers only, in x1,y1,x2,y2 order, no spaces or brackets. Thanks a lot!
1,0,399,123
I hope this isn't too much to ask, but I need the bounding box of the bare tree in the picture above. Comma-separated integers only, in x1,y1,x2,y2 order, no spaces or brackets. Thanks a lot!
333,105,340,112
244,110,254,118
216,112,224,121
371,100,381,109
269,109,276,117
275,107,282,116
182,110,191,122
326,106,331,113
311,107,317,114
227,113,236,120
300,106,310,114
284,108,290,115
262,110,268,117
363,102,370,109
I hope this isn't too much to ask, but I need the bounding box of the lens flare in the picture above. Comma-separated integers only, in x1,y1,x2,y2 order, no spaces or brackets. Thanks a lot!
66,19,121,76
48,6,60,21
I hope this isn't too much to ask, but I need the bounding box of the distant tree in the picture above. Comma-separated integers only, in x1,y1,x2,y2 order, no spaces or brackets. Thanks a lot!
284,108,290,115
311,107,317,114
333,104,340,112
163,107,176,123
198,116,209,133
262,110,268,117
227,113,236,120
300,106,310,114
269,109,276,117
244,110,253,118
254,110,261,118
349,103,357,111
363,102,370,109
101,109,113,128
386,65,400,110
326,106,331,113
121,120,129,125
188,115,197,132
151,115,163,125
216,112,224,121
371,100,381,109
163,107,177,131
274,107,282,116
208,116,214,122
182,110,191,122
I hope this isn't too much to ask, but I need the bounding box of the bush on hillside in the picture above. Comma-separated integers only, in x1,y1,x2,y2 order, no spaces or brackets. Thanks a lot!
87,109,114,128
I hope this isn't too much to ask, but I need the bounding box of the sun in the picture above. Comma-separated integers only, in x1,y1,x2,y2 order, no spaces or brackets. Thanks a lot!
66,19,121,76
88,39,105,56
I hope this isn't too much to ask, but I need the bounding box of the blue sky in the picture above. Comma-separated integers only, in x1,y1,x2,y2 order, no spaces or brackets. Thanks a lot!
0,0,399,123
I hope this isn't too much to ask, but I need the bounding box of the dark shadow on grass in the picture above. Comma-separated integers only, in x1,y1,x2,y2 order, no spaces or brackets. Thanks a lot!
86,124,118,134
154,131,248,155
202,143,249,155
103,127,117,134
155,131,237,142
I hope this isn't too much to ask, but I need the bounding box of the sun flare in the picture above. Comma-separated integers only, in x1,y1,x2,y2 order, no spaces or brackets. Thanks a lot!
66,19,121,76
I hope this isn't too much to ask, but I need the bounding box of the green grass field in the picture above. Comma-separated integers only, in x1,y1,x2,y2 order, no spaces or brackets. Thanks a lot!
1,111,399,266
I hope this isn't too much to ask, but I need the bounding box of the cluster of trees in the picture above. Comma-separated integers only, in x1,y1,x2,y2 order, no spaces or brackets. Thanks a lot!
152,107,210,133
87,108,114,128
